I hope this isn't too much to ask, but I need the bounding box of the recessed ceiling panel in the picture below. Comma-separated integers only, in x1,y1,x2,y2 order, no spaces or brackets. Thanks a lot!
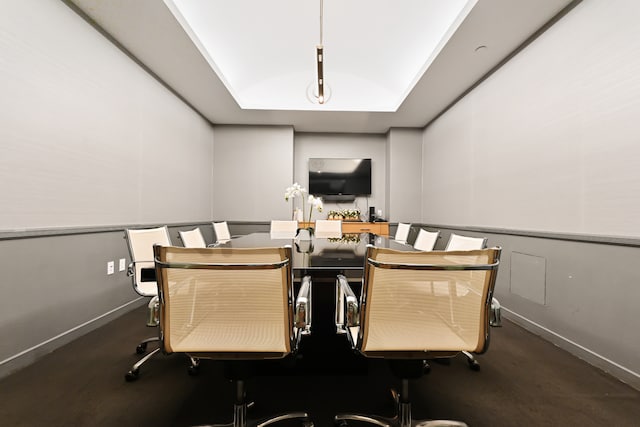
165,0,477,112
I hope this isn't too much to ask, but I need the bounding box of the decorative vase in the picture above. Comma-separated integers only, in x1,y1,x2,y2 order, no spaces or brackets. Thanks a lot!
296,227,314,241
295,239,314,253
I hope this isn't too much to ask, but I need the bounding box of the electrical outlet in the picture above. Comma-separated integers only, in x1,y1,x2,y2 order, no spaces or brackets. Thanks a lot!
107,261,115,275
119,258,126,272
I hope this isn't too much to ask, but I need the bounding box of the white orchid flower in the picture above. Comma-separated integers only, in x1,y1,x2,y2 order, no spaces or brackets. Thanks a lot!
285,182,308,201
311,196,323,213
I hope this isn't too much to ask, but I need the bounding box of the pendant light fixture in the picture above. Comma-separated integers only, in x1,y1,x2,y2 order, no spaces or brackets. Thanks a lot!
315,0,325,104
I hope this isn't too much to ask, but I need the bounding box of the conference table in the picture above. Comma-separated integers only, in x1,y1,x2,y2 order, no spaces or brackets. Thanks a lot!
219,232,414,374
219,231,412,274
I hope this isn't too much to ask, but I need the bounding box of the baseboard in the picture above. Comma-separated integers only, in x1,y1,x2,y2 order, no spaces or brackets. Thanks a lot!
502,307,640,391
0,298,144,379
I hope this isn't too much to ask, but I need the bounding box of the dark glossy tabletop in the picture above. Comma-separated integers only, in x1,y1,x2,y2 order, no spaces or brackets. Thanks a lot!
219,232,414,271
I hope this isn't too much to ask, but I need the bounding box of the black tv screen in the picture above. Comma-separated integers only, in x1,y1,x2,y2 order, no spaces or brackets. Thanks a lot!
308,158,372,196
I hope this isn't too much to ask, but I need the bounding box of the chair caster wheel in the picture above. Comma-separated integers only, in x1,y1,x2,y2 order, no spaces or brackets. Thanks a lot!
125,369,139,382
188,364,200,376
390,388,399,406
334,420,348,427
135,343,147,354
302,421,314,427
468,359,480,371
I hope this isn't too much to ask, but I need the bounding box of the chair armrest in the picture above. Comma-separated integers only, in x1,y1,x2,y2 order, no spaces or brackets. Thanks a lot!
335,274,359,333
295,275,312,335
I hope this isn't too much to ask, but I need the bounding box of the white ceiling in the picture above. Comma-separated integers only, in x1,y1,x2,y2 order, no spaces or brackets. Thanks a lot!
166,0,476,112
69,0,577,133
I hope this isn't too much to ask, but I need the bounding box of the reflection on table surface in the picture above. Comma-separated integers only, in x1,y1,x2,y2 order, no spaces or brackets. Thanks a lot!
220,232,413,271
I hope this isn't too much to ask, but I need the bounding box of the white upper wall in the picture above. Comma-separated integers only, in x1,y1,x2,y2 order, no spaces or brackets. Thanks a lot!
0,0,214,230
422,0,640,238
212,126,294,221
387,128,423,222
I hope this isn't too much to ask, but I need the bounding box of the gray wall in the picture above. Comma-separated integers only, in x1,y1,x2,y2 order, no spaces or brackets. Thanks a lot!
0,231,135,376
0,0,214,377
421,0,640,389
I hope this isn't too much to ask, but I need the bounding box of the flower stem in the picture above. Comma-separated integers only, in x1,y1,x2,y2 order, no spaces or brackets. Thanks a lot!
302,197,306,224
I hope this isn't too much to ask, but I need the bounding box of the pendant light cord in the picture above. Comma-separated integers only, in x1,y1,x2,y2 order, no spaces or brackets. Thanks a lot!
319,0,323,45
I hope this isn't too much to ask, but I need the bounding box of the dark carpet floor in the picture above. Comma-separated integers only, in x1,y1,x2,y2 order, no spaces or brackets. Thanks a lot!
1,305,639,427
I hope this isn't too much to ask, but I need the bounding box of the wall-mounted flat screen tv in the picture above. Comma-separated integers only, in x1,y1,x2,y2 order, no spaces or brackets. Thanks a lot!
308,158,372,198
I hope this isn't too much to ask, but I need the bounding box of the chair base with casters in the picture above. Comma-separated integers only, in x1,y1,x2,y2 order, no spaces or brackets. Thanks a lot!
334,360,467,427
201,362,313,427
433,351,478,371
124,296,200,381
461,351,480,371
124,294,161,381
454,297,502,372
125,350,201,382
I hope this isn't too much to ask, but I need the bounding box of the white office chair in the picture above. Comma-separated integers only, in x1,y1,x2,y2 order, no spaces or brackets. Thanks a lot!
445,233,487,251
124,226,172,381
212,221,232,245
270,220,298,239
315,219,342,238
178,227,209,248
394,222,412,244
413,229,440,251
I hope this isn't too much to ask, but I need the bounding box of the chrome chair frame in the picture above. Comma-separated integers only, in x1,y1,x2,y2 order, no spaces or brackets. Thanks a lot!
154,244,313,427
334,245,501,427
